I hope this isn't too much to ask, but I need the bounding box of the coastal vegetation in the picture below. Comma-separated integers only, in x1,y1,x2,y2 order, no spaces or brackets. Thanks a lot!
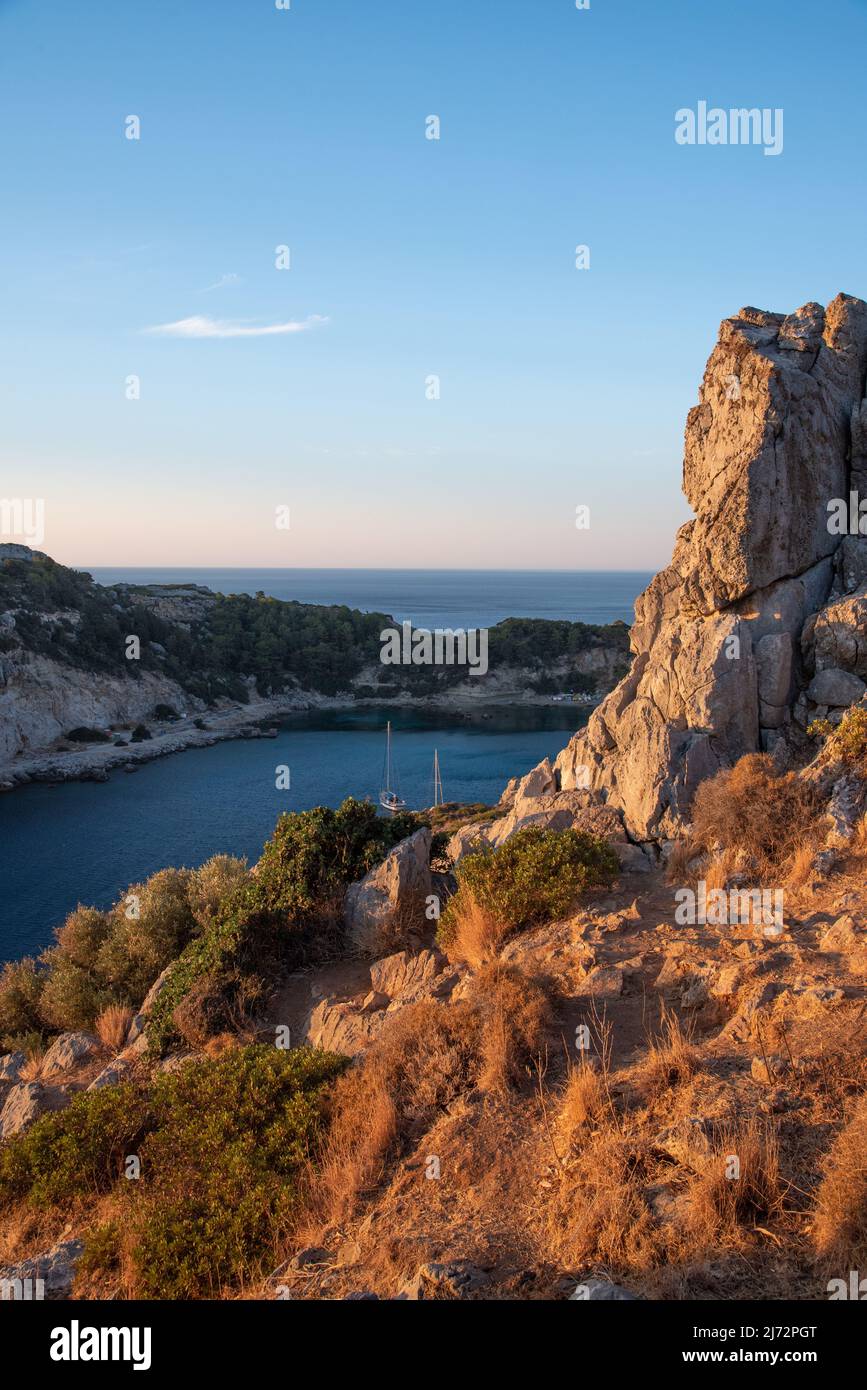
0,799,426,1056
0,1046,346,1298
437,824,620,955
0,551,630,703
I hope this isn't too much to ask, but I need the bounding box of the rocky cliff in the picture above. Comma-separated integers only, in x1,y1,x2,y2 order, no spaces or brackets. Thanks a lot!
513,293,867,842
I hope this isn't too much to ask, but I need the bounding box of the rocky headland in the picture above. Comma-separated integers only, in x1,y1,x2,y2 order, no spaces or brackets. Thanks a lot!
3,296,867,1304
0,548,628,789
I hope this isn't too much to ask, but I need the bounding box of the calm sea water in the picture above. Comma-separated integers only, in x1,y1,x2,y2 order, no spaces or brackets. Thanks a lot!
87,568,651,629
1,571,650,963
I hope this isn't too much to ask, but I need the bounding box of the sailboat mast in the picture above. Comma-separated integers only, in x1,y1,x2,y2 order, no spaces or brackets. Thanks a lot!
385,720,392,793
433,748,443,806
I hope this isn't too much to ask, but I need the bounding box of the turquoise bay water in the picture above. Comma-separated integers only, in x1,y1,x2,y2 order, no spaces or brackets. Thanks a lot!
0,571,651,963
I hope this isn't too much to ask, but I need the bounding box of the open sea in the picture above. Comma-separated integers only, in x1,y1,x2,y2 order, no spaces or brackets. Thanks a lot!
0,570,650,962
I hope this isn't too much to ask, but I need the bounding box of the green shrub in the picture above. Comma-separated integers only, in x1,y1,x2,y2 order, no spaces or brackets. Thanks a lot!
0,1045,346,1298
0,956,44,1046
437,826,619,950
186,855,248,932
0,1084,152,1208
37,956,113,1032
812,706,867,765
133,1046,346,1298
130,724,152,742
147,800,422,1054
78,1222,122,1276
65,726,110,743
96,869,196,1004
152,704,178,721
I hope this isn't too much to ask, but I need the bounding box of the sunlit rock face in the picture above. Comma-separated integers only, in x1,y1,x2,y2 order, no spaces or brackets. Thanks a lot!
518,294,867,840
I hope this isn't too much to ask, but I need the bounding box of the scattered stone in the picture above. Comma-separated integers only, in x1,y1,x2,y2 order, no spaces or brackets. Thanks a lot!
290,1247,332,1270
569,1278,640,1301
0,1081,70,1140
0,1052,25,1084
0,1239,84,1300
397,1260,492,1300
751,1054,789,1085
581,965,623,1000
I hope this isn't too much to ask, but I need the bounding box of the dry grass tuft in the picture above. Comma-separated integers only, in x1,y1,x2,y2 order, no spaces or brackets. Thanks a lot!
812,1092,867,1273
690,752,822,877
19,1049,46,1082
689,1117,782,1241
642,1007,697,1095
849,812,867,861
786,839,815,890
201,1031,245,1059
665,838,695,884
468,962,553,1094
546,1130,661,1272
95,1004,134,1053
561,1057,606,1132
442,892,509,969
309,999,481,1224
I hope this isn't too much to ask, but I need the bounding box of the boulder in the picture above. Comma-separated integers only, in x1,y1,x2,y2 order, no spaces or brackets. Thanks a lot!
344,829,432,955
806,668,866,707
0,1081,70,1141
369,947,459,1005
40,1031,101,1079
0,1052,25,1084
0,1239,84,1301
810,585,867,678
569,1278,640,1301
304,998,386,1056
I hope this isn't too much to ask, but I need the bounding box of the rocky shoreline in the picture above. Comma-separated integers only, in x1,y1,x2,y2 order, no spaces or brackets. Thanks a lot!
0,683,591,792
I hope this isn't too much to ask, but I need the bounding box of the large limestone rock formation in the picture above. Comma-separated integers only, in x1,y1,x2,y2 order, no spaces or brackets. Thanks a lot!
343,828,432,955
522,294,867,841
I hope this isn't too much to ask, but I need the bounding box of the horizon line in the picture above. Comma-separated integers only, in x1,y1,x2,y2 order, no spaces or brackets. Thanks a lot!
76,563,659,575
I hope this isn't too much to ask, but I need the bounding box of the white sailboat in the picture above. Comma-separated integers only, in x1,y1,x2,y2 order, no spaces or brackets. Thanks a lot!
432,748,444,807
379,720,407,813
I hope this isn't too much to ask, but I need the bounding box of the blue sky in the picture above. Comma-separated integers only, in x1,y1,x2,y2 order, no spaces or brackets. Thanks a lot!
1,0,866,568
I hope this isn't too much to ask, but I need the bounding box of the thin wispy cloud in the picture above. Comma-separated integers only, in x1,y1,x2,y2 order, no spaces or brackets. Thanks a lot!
202,272,243,292
144,314,329,339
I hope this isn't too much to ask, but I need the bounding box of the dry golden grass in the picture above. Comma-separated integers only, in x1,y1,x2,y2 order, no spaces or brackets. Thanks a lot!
690,752,822,877
665,838,695,884
442,892,509,969
786,838,816,890
95,1003,134,1053
702,849,736,894
561,1057,606,1132
812,1092,867,1273
469,962,552,1094
642,1007,697,1096
688,1116,782,1241
545,1130,662,1273
19,1049,45,1082
308,999,481,1225
849,812,867,861
202,1031,246,1059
